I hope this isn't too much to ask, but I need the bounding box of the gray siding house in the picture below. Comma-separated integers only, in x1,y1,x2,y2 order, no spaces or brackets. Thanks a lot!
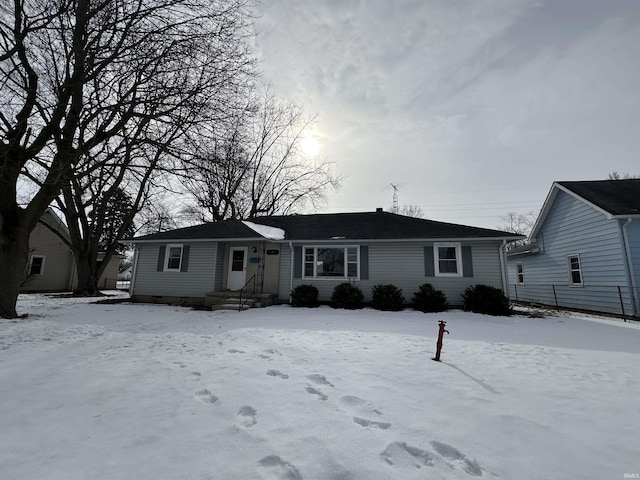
127,209,521,308
507,180,640,317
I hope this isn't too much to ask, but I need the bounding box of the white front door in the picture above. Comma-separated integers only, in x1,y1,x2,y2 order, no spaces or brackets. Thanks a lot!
227,247,248,289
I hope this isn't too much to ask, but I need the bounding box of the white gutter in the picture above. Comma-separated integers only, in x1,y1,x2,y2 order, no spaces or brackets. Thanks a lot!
130,246,140,296
621,219,638,315
269,237,523,244
288,242,295,304
499,240,508,297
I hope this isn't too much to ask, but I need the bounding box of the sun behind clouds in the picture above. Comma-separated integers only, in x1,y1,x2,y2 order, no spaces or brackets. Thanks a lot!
299,127,321,157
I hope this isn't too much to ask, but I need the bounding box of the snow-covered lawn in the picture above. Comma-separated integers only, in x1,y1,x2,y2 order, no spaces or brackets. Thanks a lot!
1,294,639,480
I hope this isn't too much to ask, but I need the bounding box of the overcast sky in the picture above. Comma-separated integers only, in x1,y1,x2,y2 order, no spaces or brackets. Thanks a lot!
251,0,640,230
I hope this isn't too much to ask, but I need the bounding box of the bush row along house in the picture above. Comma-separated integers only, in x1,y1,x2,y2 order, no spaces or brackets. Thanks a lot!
21,209,121,292
507,180,640,317
124,208,522,308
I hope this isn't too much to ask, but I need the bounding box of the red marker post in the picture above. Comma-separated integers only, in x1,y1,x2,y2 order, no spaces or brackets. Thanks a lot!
432,320,449,362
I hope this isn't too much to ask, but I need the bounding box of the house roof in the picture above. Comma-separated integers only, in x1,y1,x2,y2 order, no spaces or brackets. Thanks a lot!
39,208,71,241
530,179,640,241
557,180,640,216
132,219,264,241
130,210,522,243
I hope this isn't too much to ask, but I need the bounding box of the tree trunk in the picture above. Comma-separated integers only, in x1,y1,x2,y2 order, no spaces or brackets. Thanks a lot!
0,227,30,318
74,251,100,296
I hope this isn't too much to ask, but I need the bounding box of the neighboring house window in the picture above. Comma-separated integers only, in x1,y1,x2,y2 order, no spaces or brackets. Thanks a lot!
303,246,359,279
567,254,583,286
29,255,46,275
434,243,462,276
516,262,525,284
165,244,184,271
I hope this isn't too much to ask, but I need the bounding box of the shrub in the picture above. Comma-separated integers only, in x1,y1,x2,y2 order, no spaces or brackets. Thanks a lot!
331,283,364,309
290,284,319,308
462,284,511,316
412,283,448,312
371,284,404,311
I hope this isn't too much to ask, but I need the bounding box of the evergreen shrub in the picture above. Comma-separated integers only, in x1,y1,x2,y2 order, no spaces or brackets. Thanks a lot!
290,284,319,308
462,284,511,316
371,284,404,311
412,283,448,312
331,283,364,309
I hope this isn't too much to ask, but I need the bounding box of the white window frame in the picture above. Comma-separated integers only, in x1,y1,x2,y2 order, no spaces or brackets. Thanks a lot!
434,242,462,277
516,262,525,285
303,246,360,280
29,255,46,275
164,244,184,272
567,254,583,286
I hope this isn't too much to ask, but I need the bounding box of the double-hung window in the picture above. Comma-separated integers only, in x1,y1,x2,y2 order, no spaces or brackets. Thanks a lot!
303,246,359,279
29,255,46,275
567,254,582,286
434,243,462,276
165,244,184,271
516,262,525,284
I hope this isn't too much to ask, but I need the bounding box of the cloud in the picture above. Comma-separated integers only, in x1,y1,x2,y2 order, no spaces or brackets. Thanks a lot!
253,0,640,227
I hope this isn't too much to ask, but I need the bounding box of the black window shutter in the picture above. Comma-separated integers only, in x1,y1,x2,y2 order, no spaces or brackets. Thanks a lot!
462,246,473,277
293,246,302,279
157,246,166,272
360,246,369,280
424,246,435,277
180,245,190,272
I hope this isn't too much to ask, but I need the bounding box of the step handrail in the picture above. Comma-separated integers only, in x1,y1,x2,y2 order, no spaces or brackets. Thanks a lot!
238,274,257,311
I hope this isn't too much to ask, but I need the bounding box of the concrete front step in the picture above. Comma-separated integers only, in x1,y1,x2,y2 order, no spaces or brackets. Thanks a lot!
205,291,274,311
212,303,253,311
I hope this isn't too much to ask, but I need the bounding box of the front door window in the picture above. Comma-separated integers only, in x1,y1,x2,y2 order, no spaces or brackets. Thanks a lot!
227,247,247,289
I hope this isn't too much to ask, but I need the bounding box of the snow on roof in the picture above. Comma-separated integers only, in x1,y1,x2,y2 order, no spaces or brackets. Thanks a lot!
242,220,286,240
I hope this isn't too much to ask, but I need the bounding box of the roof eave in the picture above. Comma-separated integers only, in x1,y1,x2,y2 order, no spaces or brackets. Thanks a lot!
271,236,524,243
122,236,266,244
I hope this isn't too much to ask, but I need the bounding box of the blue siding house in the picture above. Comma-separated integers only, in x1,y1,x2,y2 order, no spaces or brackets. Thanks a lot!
507,180,640,317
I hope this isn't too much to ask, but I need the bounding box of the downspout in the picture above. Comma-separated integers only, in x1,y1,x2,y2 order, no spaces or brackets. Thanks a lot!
621,219,638,315
289,242,294,304
130,246,139,297
499,240,508,297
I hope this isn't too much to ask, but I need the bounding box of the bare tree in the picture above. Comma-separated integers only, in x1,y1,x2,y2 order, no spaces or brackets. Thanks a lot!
0,0,255,317
184,87,340,221
397,204,425,218
608,172,639,180
136,199,180,235
499,211,537,249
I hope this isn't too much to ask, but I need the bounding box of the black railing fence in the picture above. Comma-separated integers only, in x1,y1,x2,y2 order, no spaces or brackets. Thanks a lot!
510,283,639,320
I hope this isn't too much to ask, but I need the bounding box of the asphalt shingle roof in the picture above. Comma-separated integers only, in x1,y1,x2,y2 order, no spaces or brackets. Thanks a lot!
558,180,640,216
132,211,520,242
133,219,261,241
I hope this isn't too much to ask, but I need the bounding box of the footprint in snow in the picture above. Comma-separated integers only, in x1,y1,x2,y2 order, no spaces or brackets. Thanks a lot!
353,417,391,430
266,370,289,379
305,387,328,401
194,389,219,405
237,405,257,427
258,455,303,480
259,349,281,360
305,374,333,387
340,395,389,429
380,442,435,468
190,371,201,380
430,441,483,477
340,395,383,416
228,349,244,354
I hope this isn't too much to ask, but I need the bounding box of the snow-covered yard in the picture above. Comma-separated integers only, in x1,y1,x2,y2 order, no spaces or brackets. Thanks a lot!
1,293,639,480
